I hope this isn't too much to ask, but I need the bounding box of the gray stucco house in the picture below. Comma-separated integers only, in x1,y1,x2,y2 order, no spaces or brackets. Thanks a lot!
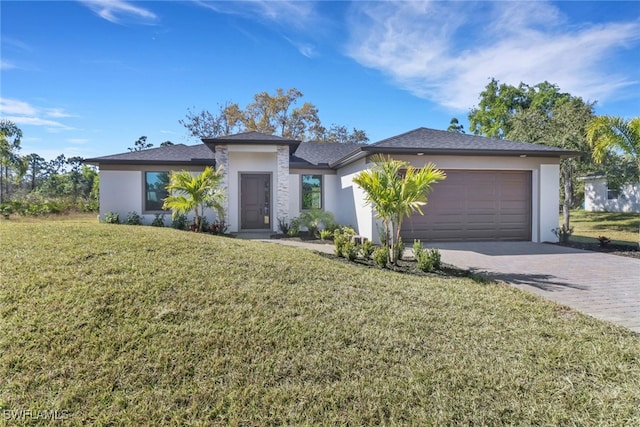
86,127,576,243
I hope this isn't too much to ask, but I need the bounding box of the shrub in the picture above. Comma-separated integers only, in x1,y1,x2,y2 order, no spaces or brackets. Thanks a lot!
343,240,358,261
319,229,333,240
360,240,374,259
552,225,573,243
171,213,188,230
104,212,120,224
414,240,442,273
299,209,337,238
288,217,301,236
277,217,291,235
210,221,228,235
151,214,165,227
597,236,611,247
126,211,142,225
373,246,388,268
333,226,357,257
0,204,12,219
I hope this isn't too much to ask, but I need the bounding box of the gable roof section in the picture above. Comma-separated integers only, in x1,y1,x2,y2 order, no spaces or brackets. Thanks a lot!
330,127,579,167
291,141,365,167
85,144,215,166
203,131,301,147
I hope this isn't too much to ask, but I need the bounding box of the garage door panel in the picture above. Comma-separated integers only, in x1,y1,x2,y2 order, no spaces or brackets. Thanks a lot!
401,170,531,242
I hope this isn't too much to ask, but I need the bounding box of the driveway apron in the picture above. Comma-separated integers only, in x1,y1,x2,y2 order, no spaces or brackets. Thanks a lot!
427,242,640,333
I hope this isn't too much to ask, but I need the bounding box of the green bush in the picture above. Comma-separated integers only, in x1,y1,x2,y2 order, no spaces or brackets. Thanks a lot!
151,214,165,227
126,211,142,225
333,226,357,257
414,240,441,273
171,213,188,230
288,217,301,236
104,212,120,224
360,240,374,259
319,229,333,240
373,246,388,268
343,240,358,261
299,209,337,238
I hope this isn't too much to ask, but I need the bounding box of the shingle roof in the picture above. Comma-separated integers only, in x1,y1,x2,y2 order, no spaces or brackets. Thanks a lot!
86,128,578,168
291,141,365,167
363,127,578,157
85,144,215,165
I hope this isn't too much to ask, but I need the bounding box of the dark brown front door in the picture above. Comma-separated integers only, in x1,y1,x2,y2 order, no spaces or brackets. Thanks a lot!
241,174,271,229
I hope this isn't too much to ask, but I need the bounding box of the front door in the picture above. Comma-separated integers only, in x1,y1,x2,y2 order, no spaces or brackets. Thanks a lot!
240,174,271,229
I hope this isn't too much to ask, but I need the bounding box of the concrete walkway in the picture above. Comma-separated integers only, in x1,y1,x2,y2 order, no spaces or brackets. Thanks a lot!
251,237,640,333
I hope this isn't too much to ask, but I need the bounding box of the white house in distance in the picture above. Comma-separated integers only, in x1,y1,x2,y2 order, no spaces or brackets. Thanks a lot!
582,174,640,213
86,127,577,243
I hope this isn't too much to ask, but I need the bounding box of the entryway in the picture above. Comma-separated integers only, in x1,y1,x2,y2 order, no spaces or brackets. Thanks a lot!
240,173,271,230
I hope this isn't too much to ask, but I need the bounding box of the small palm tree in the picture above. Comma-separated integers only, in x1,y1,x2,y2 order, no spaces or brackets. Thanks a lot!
587,116,640,168
162,166,225,232
353,155,446,265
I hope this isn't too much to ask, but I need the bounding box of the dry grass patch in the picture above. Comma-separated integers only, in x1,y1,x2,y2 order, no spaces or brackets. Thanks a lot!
1,219,639,425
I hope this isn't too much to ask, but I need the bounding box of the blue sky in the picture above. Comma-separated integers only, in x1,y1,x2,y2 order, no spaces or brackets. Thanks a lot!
1,1,639,160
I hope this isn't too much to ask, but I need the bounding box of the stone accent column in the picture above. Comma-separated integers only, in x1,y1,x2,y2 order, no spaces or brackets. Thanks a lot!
214,144,230,223
276,145,290,232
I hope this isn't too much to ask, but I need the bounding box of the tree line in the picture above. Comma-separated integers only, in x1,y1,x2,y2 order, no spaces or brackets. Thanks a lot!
179,88,369,144
0,119,98,214
448,78,639,232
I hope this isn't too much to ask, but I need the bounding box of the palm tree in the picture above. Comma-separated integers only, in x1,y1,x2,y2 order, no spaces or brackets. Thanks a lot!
353,155,446,265
586,116,640,168
162,166,225,231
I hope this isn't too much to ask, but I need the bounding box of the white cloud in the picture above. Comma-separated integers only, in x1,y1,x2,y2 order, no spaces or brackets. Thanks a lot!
78,0,157,25
0,98,38,116
67,138,89,144
346,1,640,110
195,0,315,31
1,60,17,70
0,98,76,132
46,108,78,119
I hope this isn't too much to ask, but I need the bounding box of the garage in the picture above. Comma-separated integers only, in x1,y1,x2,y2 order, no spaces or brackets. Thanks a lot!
401,170,532,242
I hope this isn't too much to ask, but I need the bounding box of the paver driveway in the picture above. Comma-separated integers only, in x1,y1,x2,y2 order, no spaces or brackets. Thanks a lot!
427,242,640,333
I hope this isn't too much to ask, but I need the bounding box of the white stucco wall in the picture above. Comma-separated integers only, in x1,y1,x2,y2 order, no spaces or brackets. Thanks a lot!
98,165,211,226
335,158,376,240
336,155,562,243
584,178,640,213
100,170,142,220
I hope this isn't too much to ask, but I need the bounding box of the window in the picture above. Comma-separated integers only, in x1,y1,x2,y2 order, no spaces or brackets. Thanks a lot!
301,174,322,210
145,171,169,211
607,187,619,200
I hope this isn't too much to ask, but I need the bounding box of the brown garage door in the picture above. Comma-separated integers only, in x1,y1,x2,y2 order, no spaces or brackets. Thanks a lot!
401,170,531,242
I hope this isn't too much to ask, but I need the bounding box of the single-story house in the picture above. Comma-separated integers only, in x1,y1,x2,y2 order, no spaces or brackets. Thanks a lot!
582,174,640,213
86,127,577,243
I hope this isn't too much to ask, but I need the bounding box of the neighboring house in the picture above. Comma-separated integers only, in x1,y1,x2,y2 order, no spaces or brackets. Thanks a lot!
582,174,640,213
86,127,576,243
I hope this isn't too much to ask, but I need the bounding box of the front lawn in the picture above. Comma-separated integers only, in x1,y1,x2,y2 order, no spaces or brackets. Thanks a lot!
1,218,639,425
564,210,639,247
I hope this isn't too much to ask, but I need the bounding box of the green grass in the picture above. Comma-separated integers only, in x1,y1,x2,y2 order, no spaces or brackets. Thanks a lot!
1,217,639,425
565,210,640,245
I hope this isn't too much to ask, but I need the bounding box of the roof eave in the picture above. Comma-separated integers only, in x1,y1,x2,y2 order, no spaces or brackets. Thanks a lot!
361,146,579,158
84,159,216,166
